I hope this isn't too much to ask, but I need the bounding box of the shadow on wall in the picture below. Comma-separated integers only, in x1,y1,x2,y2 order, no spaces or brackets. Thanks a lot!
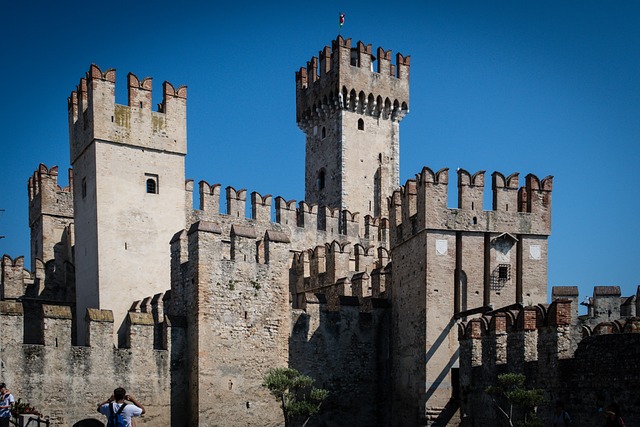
425,316,460,426
288,296,391,427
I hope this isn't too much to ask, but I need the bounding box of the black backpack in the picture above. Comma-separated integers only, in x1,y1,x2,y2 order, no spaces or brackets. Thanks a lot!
107,402,127,427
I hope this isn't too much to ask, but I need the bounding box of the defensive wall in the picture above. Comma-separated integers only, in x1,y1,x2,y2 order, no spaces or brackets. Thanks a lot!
386,167,552,426
0,298,186,426
0,55,567,426
458,285,640,427
165,210,391,426
290,294,391,427
2,211,389,426
3,159,558,426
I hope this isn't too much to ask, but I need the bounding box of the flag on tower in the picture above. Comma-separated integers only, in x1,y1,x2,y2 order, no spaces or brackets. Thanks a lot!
339,12,345,28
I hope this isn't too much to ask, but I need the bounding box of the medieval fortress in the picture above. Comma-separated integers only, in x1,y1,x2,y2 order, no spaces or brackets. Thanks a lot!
1,36,638,427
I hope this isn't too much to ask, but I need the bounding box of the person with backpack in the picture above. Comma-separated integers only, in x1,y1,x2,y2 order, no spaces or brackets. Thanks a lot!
97,387,145,427
553,400,572,427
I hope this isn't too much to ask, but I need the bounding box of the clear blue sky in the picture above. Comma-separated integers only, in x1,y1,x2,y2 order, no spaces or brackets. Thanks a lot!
1,1,639,304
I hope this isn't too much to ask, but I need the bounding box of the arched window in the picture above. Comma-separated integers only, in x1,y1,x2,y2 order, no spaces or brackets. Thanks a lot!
358,119,364,130
146,179,157,194
145,174,159,194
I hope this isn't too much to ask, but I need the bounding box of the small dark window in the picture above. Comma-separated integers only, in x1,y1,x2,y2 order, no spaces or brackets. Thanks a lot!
491,264,511,291
321,126,326,139
498,265,509,280
318,169,326,190
145,174,159,194
358,118,364,130
81,178,87,199
350,50,358,67
146,179,157,194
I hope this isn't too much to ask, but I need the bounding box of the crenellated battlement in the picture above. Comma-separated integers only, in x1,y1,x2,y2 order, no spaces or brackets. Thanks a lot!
458,300,576,369
389,166,553,245
0,298,185,425
27,164,73,226
26,163,75,297
188,181,378,242
295,36,410,130
458,285,640,370
68,64,187,164
292,241,390,303
27,164,73,202
1,255,36,300
0,299,181,350
459,286,640,426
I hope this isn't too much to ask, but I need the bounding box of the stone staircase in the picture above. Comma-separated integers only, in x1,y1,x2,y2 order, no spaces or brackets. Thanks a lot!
426,401,462,426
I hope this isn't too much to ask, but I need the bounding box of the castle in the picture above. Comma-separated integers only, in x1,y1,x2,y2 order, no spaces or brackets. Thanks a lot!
0,36,638,427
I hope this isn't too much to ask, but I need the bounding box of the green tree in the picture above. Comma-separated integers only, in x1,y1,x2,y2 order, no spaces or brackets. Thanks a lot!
486,373,546,427
263,367,329,427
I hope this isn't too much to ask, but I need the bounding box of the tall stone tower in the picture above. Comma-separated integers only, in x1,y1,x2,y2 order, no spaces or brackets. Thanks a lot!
296,36,410,218
388,169,553,425
68,65,187,343
27,164,75,301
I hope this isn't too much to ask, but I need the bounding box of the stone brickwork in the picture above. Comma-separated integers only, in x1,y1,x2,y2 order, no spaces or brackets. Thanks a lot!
0,300,186,426
296,36,409,219
0,36,562,427
290,295,391,427
388,166,552,425
68,65,188,344
27,164,74,302
458,286,640,427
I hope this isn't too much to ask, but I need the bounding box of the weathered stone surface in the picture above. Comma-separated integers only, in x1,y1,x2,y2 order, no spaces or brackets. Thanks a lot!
459,298,640,427
0,35,565,427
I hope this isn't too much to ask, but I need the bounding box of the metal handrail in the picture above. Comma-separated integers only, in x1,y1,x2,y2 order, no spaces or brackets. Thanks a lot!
10,415,50,427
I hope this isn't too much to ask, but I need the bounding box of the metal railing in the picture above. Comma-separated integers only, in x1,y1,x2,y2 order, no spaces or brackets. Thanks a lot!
10,415,50,427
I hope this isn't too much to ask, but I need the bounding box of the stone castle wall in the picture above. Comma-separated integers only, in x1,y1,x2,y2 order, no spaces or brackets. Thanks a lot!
387,167,552,425
0,38,568,427
0,300,187,426
458,286,640,427
67,65,188,344
296,36,410,218
290,295,391,427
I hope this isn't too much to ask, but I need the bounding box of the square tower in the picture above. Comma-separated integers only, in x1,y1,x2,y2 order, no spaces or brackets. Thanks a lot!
68,65,187,343
296,36,410,219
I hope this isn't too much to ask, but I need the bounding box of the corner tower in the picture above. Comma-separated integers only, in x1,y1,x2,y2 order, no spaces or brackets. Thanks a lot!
68,65,187,343
296,36,410,218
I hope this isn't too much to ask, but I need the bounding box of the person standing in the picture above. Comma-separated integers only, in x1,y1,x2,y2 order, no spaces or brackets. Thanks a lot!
553,401,572,426
97,387,145,427
0,383,15,427
603,402,625,427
